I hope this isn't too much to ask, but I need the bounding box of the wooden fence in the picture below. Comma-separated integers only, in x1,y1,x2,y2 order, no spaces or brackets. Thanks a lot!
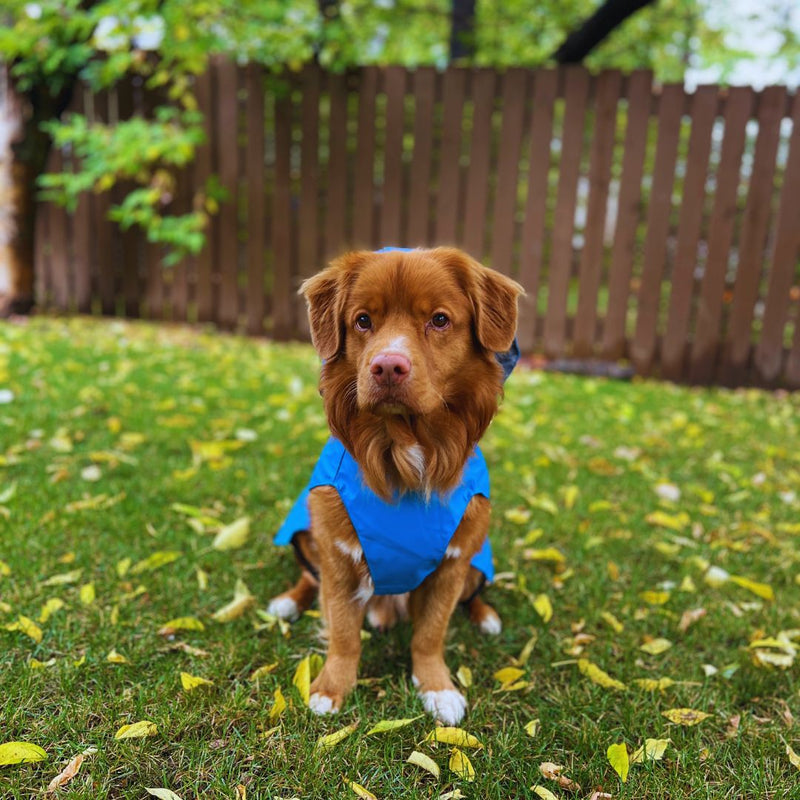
33,63,800,387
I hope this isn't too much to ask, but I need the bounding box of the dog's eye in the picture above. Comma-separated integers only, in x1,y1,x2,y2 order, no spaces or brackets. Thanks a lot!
431,312,450,329
355,313,372,332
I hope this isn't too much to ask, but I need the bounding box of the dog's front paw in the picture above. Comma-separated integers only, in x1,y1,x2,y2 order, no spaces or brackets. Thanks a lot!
308,692,340,715
418,687,467,725
266,594,300,622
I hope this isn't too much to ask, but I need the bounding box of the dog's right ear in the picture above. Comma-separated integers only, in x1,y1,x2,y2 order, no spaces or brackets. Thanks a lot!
300,252,368,361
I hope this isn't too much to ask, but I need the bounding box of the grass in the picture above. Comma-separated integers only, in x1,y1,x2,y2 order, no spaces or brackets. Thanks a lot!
1,316,799,800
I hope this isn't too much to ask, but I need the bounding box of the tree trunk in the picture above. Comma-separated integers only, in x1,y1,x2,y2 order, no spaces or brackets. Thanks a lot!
0,68,70,316
450,0,477,61
552,0,656,63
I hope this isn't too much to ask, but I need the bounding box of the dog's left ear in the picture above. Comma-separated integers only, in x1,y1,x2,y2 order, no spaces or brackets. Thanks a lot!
433,248,525,353
300,252,368,360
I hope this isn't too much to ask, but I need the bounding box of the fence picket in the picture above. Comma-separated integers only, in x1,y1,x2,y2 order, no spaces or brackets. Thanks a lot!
353,67,378,248
407,68,436,246
324,71,349,259
754,93,800,384
517,69,557,352
544,66,590,358
380,67,407,246
719,85,785,385
245,63,266,335
630,83,684,373
573,70,621,357
434,68,466,245
689,87,754,383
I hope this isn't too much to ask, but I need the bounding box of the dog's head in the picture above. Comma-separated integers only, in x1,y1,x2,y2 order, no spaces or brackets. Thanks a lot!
301,247,523,498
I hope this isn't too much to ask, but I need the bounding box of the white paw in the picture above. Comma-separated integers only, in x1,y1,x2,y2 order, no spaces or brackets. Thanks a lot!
308,692,339,715
419,688,467,725
266,595,299,622
479,610,503,635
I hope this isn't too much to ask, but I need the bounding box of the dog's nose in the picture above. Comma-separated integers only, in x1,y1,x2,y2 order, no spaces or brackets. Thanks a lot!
370,352,411,386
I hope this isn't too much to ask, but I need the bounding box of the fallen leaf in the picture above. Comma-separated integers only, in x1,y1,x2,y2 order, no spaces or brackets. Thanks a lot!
407,750,440,778
578,659,626,690
607,742,629,782
533,593,553,623
5,615,43,643
787,743,800,771
269,687,287,720
425,728,483,749
293,656,312,705
0,741,47,765
728,575,774,601
145,790,184,800
347,779,377,799
531,786,558,800
46,751,89,792
524,547,566,563
212,517,250,551
158,617,205,635
494,666,526,688
678,607,706,632
130,551,181,575
539,761,581,792
646,510,689,531
79,583,95,605
366,716,422,734
600,611,624,633
456,665,472,688
639,591,670,605
525,719,541,738
38,598,65,624
211,579,255,622
633,677,676,692
114,720,158,739
639,638,673,655
180,672,214,692
662,708,711,726
317,722,359,749
106,649,128,664
250,663,278,681
449,748,475,782
630,738,671,763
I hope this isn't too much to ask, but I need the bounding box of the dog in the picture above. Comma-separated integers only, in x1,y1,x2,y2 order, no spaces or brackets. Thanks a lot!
268,247,523,724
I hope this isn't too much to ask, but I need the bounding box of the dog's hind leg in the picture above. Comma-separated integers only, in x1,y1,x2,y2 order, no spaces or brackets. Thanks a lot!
267,569,318,621
459,566,502,635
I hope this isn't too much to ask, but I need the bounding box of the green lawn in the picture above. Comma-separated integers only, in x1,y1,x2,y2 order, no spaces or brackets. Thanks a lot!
1,317,799,799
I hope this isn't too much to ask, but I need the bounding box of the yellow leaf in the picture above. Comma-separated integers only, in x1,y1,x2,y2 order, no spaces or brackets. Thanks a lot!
578,659,626,691
79,582,96,605
607,742,629,782
366,716,422,734
639,638,673,655
449,748,475,782
212,516,251,551
633,677,676,692
0,741,47,765
38,598,65,624
293,656,311,705
29,657,56,669
425,728,483,749
728,575,774,601
250,662,278,681
533,593,553,623
787,743,800,771
562,485,579,510
630,738,671,764
6,615,43,643
525,719,541,738
456,665,473,688
317,722,359,749
531,786,558,800
211,579,255,622
106,649,128,664
116,558,131,577
180,672,214,692
347,780,377,799
505,508,531,525
639,590,670,605
661,708,711,726
646,510,689,531
524,548,565,563
269,687,287,720
130,550,181,575
114,721,158,739
600,611,624,633
514,633,538,666
158,617,205,635
41,569,83,586
145,789,184,800
407,749,440,777
0,560,10,576
494,667,525,687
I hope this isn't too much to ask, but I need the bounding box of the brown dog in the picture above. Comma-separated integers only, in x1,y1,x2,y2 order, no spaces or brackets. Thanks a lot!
269,247,523,724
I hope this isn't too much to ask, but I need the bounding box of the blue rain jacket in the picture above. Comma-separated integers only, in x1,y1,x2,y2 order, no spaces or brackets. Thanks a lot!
274,438,493,595
274,246,519,595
